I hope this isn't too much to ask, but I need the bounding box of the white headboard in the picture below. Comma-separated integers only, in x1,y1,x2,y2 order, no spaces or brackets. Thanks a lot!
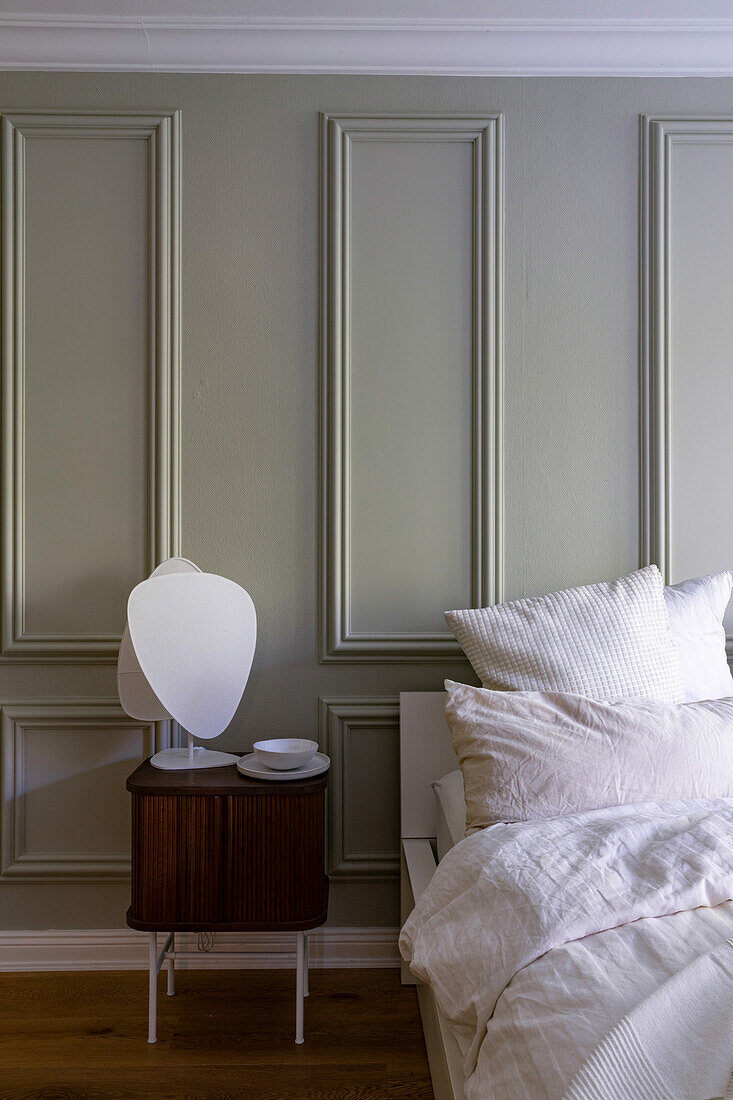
400,691,456,840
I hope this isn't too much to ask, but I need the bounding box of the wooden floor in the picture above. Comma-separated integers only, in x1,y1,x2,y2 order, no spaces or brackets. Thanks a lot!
0,968,433,1099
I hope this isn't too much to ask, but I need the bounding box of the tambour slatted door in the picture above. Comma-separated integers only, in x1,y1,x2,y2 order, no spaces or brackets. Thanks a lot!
127,760,328,932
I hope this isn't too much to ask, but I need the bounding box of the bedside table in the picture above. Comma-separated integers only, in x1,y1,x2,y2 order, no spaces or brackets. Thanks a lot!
126,757,329,1044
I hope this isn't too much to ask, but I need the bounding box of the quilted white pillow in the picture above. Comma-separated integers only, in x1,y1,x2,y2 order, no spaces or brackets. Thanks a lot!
445,679,733,828
445,565,683,703
664,572,733,702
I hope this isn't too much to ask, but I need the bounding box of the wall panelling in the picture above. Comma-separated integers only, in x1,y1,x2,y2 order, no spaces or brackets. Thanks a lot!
1,701,168,882
0,110,180,660
319,697,400,882
320,114,503,662
641,115,733,649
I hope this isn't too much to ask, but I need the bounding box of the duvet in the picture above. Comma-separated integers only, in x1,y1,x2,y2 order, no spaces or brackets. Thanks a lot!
399,798,733,1100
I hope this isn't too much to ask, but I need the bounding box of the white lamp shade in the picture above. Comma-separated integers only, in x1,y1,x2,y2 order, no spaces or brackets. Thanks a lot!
118,623,173,721
117,557,202,722
148,557,202,578
126,572,256,740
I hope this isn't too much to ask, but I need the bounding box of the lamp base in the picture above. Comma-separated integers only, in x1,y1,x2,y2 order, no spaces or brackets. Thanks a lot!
150,748,240,771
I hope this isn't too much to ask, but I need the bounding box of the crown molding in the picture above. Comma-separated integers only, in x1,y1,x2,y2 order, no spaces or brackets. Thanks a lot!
1,15,733,75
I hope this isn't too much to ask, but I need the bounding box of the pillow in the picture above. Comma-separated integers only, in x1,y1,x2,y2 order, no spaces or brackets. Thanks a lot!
445,565,683,703
445,678,733,829
432,770,465,860
664,572,733,702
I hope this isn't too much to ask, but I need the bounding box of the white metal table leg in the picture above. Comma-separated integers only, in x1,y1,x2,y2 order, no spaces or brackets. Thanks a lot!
167,932,175,996
295,931,305,1044
303,932,309,997
148,932,158,1044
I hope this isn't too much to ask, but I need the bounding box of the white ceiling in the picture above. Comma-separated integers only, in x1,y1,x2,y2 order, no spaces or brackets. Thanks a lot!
2,0,733,74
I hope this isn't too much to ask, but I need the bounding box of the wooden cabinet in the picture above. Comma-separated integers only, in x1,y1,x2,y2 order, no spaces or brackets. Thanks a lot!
127,760,328,931
125,758,329,1044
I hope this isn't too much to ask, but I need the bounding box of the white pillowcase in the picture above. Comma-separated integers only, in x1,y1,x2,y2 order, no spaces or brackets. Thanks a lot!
663,572,733,702
445,565,683,703
445,679,733,829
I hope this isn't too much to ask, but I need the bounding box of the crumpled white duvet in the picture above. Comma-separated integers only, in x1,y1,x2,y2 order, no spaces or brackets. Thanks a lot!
399,798,733,1098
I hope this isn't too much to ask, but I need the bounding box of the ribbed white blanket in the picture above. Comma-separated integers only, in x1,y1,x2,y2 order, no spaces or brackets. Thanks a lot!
564,939,733,1100
400,798,733,1097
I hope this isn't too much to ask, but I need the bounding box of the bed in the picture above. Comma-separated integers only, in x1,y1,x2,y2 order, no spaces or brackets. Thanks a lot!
400,692,467,1100
399,691,733,1100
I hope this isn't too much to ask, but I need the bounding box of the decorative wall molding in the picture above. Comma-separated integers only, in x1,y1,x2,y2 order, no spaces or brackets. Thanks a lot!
320,113,503,662
0,699,171,882
640,113,667,580
640,115,733,662
319,697,400,882
0,926,401,972
1,16,733,75
0,110,181,662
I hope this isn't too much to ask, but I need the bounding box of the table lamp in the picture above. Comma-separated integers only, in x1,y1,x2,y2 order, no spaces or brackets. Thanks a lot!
117,557,257,770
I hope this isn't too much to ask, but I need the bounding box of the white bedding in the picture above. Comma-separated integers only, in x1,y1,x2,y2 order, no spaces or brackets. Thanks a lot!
400,798,733,1100
446,681,733,828
563,935,733,1100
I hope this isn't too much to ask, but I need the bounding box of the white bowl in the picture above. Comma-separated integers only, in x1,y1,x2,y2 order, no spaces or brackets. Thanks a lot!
253,738,319,771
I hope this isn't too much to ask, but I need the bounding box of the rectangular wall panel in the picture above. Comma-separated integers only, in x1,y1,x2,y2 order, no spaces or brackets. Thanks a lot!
319,697,399,881
320,114,503,661
0,701,169,881
1,111,180,660
642,117,733,642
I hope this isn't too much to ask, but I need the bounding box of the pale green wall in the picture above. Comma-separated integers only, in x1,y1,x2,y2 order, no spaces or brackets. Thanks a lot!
0,71,731,929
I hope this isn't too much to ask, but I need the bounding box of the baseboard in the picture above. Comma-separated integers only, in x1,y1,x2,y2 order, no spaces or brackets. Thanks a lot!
0,927,400,972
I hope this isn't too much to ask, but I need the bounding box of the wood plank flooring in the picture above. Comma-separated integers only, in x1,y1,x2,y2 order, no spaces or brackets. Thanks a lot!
0,968,433,1099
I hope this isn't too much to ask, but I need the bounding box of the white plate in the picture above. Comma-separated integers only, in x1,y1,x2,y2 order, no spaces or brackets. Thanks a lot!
237,751,330,781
